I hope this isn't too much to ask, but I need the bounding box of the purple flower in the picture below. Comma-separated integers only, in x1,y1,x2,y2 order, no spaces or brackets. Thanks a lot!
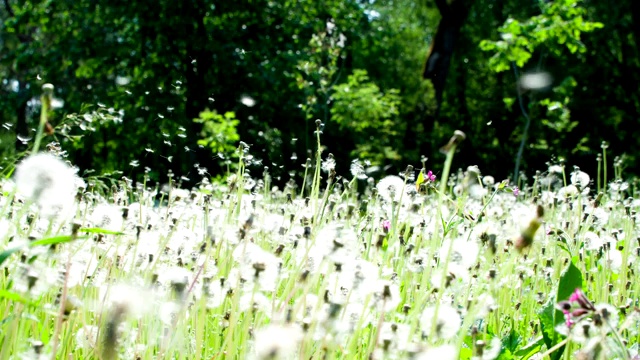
426,170,436,182
512,186,520,197
557,289,597,329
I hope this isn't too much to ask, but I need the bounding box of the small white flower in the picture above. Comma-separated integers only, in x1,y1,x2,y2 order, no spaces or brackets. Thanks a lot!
326,20,336,34
337,33,347,48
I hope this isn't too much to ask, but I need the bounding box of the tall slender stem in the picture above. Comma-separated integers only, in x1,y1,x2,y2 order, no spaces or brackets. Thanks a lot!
33,84,54,154
512,63,532,183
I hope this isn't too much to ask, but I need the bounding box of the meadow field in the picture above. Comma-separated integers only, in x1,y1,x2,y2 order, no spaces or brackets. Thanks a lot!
1,121,639,360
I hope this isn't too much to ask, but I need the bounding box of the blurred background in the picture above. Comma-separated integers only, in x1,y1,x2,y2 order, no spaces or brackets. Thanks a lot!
1,0,638,186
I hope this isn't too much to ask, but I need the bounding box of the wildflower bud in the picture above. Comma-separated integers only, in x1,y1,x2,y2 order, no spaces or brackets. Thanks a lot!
488,269,496,280
300,270,309,282
375,234,385,248
32,340,44,354
382,284,392,299
515,205,544,252
328,302,342,318
439,130,467,154
475,340,486,357
42,83,54,94
71,222,82,237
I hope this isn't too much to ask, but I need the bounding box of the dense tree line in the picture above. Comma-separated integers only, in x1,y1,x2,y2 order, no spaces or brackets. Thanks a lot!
1,0,638,186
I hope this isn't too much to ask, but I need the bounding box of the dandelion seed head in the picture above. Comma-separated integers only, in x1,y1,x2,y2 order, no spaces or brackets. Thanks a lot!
99,284,151,319
239,292,271,314
558,185,579,199
414,344,457,360
350,159,368,180
570,170,590,189
583,231,603,251
89,204,124,232
376,175,406,203
75,325,100,351
251,324,303,360
14,153,78,218
419,304,461,340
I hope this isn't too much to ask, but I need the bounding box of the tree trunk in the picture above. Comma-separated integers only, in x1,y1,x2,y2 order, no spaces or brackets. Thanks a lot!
423,0,474,108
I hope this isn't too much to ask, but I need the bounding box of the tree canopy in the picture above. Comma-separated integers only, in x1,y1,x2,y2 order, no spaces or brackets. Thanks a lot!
1,0,638,185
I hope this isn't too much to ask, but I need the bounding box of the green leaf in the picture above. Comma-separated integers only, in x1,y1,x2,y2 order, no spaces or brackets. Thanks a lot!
538,298,561,360
537,260,583,360
503,97,515,111
555,235,571,255
502,329,521,354
0,289,33,305
557,260,583,304
0,235,84,267
416,170,425,188
30,235,77,247
78,227,124,235
514,336,545,359
459,347,473,360
0,247,22,267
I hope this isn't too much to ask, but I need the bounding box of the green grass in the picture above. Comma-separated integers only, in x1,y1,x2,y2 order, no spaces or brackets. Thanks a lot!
1,128,639,360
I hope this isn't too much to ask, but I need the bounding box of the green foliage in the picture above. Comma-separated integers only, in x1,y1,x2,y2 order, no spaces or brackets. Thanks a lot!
532,77,586,154
1,0,640,185
194,109,240,159
330,70,402,164
479,0,604,72
331,69,400,133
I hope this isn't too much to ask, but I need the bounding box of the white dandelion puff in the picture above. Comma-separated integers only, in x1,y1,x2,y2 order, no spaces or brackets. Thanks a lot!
419,304,461,340
14,153,78,217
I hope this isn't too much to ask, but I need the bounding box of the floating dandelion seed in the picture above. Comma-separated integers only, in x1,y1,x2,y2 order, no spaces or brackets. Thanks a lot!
115,76,131,86
519,72,552,90
241,95,256,107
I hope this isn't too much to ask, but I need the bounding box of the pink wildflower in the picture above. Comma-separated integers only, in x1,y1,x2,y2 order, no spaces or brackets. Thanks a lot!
382,220,391,233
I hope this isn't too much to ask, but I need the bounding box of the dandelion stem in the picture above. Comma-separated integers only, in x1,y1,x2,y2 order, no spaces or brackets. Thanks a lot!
430,131,463,341
33,84,53,155
539,337,569,359
512,62,532,183
50,252,72,360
